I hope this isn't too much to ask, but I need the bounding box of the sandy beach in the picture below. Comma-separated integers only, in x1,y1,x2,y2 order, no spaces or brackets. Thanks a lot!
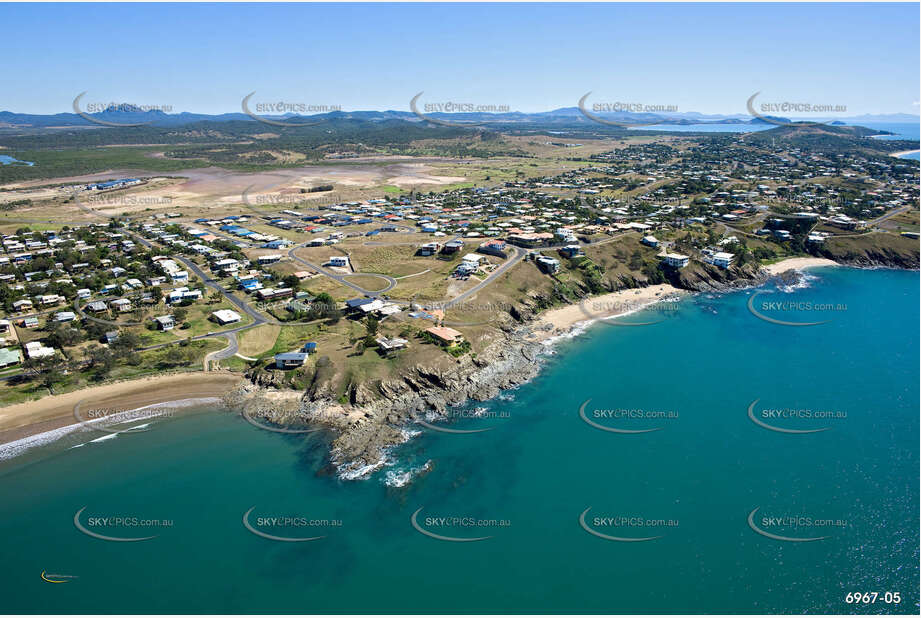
0,257,839,449
530,257,841,342
762,256,839,275
530,283,684,342
0,372,243,445
890,149,920,158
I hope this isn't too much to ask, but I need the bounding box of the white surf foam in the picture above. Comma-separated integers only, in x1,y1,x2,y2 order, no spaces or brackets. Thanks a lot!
0,397,221,462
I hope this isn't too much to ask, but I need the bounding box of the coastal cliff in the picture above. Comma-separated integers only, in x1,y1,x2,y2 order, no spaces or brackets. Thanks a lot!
229,328,545,476
812,233,920,269
229,250,917,478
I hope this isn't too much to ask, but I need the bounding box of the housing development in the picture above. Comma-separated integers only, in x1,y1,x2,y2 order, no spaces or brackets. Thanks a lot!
1,126,917,408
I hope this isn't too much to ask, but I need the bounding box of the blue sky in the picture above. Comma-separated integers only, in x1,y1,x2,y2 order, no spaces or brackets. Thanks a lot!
2,3,918,116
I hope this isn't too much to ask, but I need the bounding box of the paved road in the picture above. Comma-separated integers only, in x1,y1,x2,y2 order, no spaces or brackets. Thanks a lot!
445,246,525,308
203,332,239,371
131,233,268,324
287,244,397,297
870,205,911,226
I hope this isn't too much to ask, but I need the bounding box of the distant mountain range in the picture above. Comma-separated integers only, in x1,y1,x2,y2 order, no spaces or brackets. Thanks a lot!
0,107,916,131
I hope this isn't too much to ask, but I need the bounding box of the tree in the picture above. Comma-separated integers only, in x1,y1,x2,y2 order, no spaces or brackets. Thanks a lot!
364,315,380,337
85,344,115,378
46,323,83,349
110,331,141,357
163,345,189,367
25,354,68,391
148,286,163,303
281,274,301,290
173,307,189,322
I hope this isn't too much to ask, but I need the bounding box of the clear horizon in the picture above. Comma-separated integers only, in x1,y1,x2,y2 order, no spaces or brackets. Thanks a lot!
1,2,919,117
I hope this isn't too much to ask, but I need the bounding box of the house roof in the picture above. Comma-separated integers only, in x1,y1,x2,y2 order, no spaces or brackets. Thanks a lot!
275,352,308,361
426,326,462,341
0,348,22,365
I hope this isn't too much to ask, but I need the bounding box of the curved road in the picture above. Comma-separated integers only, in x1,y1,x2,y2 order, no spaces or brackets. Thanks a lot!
287,244,397,297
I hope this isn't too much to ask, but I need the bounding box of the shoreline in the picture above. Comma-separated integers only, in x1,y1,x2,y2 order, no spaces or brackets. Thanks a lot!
761,256,839,275
890,149,920,158
0,255,850,465
0,372,243,449
528,283,685,343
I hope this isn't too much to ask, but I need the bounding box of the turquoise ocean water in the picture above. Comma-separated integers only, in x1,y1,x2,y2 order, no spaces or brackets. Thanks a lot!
0,267,918,613
630,121,919,142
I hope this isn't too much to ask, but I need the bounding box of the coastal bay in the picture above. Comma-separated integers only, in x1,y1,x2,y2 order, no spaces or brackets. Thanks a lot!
0,266,916,613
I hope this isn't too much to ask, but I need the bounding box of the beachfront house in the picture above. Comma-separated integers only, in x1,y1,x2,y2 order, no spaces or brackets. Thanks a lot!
425,326,463,345
536,256,560,274
662,253,690,268
274,351,309,369
703,251,735,269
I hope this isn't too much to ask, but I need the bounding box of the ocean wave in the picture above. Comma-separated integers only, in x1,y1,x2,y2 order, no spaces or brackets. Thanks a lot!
0,397,221,462
777,271,819,293
335,455,389,481
89,433,118,444
383,460,432,488
540,319,594,348
0,423,93,462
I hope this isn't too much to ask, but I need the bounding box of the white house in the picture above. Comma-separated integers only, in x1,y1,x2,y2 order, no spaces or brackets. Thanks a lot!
705,252,735,269
662,253,690,268
211,309,242,325
329,256,349,268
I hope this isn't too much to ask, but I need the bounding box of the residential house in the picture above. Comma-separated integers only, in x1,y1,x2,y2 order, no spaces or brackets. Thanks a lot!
376,337,408,352
153,315,175,331
211,309,242,325
425,326,463,345
25,341,55,359
274,352,309,369
536,256,560,274
662,253,690,268
0,347,22,368
110,298,133,313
